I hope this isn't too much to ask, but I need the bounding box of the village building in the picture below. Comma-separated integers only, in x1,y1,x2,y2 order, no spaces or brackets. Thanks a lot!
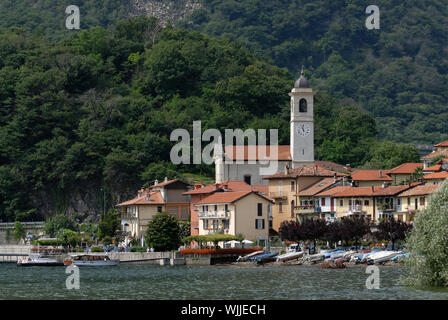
183,180,268,237
116,178,190,245
296,177,344,222
397,184,442,222
350,169,392,187
330,184,416,221
195,191,274,241
423,171,448,185
263,165,347,231
421,140,448,169
387,163,423,185
313,185,352,221
213,70,352,186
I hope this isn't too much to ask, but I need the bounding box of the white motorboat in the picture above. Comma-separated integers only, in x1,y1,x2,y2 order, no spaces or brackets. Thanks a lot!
63,254,120,266
236,250,265,262
306,253,325,262
17,254,64,267
275,251,304,262
367,251,401,264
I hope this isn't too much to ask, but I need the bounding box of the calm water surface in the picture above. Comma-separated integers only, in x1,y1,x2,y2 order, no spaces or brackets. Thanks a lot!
0,263,447,300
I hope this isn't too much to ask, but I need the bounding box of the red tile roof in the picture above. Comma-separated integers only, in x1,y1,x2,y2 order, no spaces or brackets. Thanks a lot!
299,178,340,196
434,140,448,148
149,179,188,189
264,164,346,179
116,191,165,206
388,163,423,174
423,164,442,172
314,186,352,197
332,184,418,197
196,191,273,205
421,149,448,159
398,184,441,197
224,145,292,161
351,170,392,181
423,171,448,180
183,181,252,195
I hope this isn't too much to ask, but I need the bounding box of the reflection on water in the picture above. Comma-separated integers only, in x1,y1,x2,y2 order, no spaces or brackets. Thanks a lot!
0,263,447,300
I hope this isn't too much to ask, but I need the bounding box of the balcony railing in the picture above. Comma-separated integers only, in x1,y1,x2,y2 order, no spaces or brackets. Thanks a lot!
203,229,230,235
349,204,363,213
294,205,320,214
198,211,230,219
269,192,287,199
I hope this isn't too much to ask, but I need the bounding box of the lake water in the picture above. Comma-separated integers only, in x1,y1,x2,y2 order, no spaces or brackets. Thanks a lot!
1,263,447,300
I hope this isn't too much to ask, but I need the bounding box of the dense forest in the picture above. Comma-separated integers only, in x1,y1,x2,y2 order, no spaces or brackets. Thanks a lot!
0,1,443,222
1,0,447,144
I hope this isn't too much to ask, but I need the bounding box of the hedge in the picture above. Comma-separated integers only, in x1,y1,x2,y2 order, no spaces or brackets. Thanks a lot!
181,248,262,255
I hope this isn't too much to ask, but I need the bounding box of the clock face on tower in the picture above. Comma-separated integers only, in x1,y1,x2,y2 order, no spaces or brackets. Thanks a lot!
296,123,311,137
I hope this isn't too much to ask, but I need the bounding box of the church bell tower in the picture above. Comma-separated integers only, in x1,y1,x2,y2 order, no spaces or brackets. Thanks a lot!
290,67,314,168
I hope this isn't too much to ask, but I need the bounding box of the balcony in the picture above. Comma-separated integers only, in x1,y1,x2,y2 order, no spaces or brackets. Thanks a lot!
269,192,287,199
203,228,230,235
349,204,363,213
294,205,318,214
198,211,230,219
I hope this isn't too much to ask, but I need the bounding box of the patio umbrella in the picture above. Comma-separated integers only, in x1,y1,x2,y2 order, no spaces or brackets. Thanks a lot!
225,240,241,244
242,240,254,244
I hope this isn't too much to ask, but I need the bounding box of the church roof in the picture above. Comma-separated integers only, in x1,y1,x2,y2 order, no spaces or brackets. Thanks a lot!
224,145,292,161
294,68,309,88
263,164,347,179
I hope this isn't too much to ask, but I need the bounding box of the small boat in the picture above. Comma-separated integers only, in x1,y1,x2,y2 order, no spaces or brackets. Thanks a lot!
236,250,265,262
17,254,64,267
275,251,303,262
63,254,120,266
306,253,325,262
251,252,278,263
367,251,401,264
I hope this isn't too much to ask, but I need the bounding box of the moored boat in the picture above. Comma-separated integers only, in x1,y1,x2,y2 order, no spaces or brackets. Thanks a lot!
236,250,265,262
367,251,401,264
275,251,303,262
63,254,120,266
17,254,64,267
251,252,278,263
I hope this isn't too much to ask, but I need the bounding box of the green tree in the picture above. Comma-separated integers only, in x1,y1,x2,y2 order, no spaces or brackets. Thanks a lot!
13,221,25,242
59,228,81,249
404,180,448,287
145,213,181,251
44,214,76,237
97,210,120,239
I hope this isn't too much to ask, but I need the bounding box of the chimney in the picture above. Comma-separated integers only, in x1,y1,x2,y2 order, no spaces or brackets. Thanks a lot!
345,164,351,172
314,166,317,175
154,179,159,186
371,186,374,192
333,173,337,184
342,176,348,186
222,183,229,190
194,183,202,190
379,170,382,178
164,177,168,182
382,182,386,189
284,164,289,175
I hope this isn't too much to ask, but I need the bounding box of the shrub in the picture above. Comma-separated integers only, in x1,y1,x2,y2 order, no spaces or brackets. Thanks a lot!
130,246,147,252
90,246,104,253
180,248,262,255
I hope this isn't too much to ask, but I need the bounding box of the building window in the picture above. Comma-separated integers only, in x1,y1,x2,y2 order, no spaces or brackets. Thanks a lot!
204,220,209,229
244,175,251,185
214,205,218,212
223,220,229,230
278,202,283,212
340,200,344,206
269,220,273,228
364,200,369,206
225,204,228,212
321,198,326,206
213,220,219,230
299,98,307,112
255,219,265,230
420,197,425,206
291,181,295,192
397,199,401,206
157,206,162,213
408,198,411,205
257,203,262,216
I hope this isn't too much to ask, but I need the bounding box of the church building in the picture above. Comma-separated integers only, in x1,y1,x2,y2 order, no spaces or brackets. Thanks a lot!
214,69,330,185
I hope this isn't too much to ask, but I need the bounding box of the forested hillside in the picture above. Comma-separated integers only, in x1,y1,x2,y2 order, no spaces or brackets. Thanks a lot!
0,16,420,222
1,0,447,144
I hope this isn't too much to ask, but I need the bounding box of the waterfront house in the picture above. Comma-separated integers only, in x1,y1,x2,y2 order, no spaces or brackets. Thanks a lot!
183,181,267,237
195,191,274,241
313,185,352,221
397,184,442,222
421,140,448,169
350,169,392,187
387,163,423,185
422,171,448,185
296,177,343,222
263,164,347,231
116,178,191,244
